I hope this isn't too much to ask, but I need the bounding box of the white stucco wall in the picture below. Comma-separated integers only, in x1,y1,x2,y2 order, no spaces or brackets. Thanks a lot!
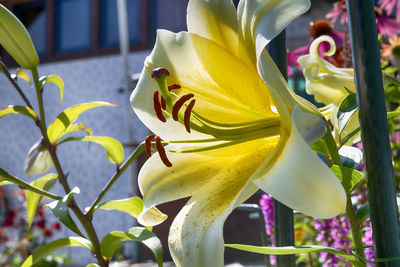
0,51,150,264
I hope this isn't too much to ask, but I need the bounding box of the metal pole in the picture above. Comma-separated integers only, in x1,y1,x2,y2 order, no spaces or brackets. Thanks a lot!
346,0,400,265
117,0,140,261
268,29,296,267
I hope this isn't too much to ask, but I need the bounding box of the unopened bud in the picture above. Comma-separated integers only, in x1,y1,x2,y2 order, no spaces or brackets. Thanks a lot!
24,138,53,175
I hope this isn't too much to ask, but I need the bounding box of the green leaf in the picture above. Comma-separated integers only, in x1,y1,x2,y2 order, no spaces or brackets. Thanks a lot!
87,264,100,267
387,110,400,119
26,173,58,227
0,181,12,186
96,197,143,218
59,123,93,140
330,165,364,193
16,68,31,85
310,139,330,156
338,146,363,169
225,244,358,264
101,227,163,266
356,203,370,224
60,136,124,165
39,75,64,104
340,127,361,148
21,237,92,267
47,102,118,144
337,93,358,136
46,187,83,236
0,168,60,200
0,105,37,121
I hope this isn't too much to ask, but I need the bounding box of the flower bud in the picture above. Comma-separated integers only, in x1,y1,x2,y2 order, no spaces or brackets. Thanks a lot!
0,4,39,69
24,138,53,175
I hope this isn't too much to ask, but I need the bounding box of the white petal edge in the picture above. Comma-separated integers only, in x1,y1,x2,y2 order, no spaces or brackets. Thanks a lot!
253,105,346,219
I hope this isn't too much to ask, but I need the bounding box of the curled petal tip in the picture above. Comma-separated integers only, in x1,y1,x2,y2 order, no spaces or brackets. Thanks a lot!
137,206,168,227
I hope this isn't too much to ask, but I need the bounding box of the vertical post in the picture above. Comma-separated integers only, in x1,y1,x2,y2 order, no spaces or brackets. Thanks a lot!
268,30,296,267
346,0,400,265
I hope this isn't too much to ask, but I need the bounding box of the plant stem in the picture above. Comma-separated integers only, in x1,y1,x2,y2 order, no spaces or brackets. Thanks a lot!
86,142,145,217
31,67,107,267
322,130,365,266
0,61,33,109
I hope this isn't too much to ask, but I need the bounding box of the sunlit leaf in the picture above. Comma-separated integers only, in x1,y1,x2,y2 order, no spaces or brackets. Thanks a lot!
330,165,364,193
96,197,143,218
59,136,124,165
337,93,358,136
59,123,93,140
46,187,83,236
26,173,58,227
310,139,329,156
21,237,92,267
101,227,163,266
0,105,37,121
0,181,12,186
225,244,358,264
387,110,400,119
47,102,118,144
40,74,64,104
87,264,100,267
340,127,360,147
0,168,60,200
16,68,31,85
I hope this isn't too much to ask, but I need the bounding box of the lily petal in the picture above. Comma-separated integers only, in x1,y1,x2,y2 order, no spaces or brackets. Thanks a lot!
253,106,346,219
187,0,239,54
238,0,311,64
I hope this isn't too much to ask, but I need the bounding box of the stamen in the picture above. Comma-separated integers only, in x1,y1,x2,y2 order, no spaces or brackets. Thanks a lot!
155,136,172,167
145,134,156,157
160,96,167,110
151,67,169,79
184,99,196,133
153,91,166,122
168,83,181,91
172,93,195,121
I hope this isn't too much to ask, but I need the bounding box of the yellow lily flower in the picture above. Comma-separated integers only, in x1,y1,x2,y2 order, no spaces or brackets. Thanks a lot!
131,1,346,266
298,35,359,144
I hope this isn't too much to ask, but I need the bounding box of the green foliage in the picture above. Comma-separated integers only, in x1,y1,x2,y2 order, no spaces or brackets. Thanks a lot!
337,92,358,136
47,102,118,144
26,174,58,227
46,187,84,236
225,244,358,265
39,75,64,104
59,123,93,140
96,197,144,219
356,203,370,224
101,227,163,266
59,136,124,165
0,105,38,121
15,69,31,85
0,4,39,69
21,237,93,267
330,165,364,193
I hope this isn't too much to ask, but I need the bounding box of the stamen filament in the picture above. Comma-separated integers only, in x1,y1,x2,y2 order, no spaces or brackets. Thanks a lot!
145,134,156,157
172,93,194,121
155,136,172,167
184,99,196,133
153,91,166,122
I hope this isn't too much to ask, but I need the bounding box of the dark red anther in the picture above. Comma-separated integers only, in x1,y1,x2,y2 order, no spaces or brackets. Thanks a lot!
160,96,166,110
168,83,181,91
151,67,170,79
172,93,195,121
153,91,166,122
155,136,172,167
145,134,156,157
184,99,196,133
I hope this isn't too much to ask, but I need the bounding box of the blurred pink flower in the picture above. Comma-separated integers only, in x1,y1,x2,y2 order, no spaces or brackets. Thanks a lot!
379,0,400,21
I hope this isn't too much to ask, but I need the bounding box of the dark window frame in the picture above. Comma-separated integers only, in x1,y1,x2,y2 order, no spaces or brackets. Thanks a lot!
0,0,152,66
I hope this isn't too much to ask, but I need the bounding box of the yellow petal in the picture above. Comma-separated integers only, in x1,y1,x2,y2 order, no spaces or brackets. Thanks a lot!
187,0,239,55
253,106,346,219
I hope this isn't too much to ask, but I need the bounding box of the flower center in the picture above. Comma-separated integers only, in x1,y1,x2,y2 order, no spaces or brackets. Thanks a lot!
309,20,333,39
146,67,281,167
